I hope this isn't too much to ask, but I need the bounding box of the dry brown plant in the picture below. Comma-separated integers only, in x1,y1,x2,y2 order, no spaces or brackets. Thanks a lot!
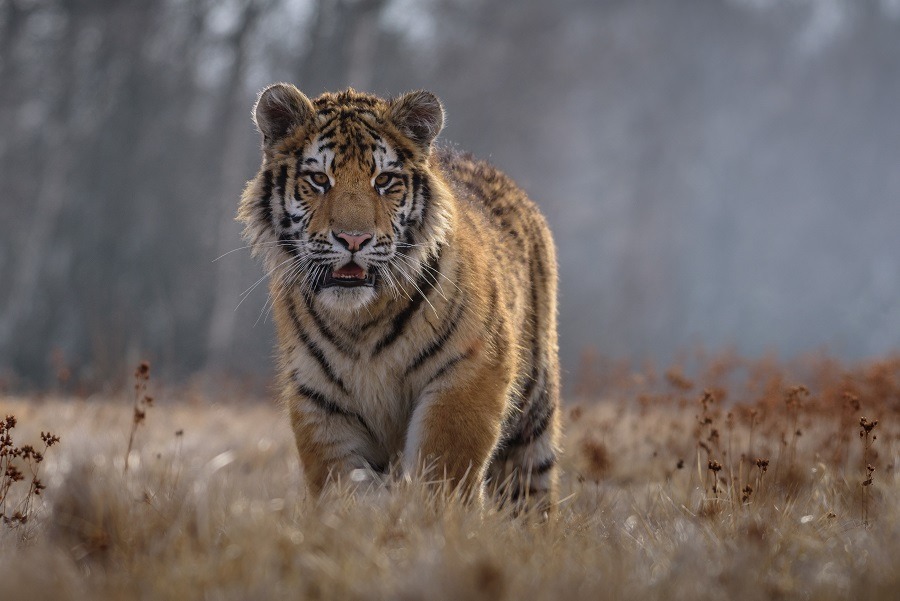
124,361,153,472
860,415,879,526
0,414,60,540
2,351,900,600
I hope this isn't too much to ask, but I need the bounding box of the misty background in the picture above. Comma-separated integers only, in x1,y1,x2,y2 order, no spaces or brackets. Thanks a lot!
1,0,899,391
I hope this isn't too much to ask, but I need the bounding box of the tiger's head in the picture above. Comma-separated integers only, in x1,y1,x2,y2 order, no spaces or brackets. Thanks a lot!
238,84,451,313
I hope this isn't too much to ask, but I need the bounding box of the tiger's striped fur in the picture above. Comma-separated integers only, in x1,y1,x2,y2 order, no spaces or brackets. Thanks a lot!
238,84,560,510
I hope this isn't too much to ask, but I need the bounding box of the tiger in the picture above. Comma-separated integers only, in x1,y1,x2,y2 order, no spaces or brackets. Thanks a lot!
238,83,560,511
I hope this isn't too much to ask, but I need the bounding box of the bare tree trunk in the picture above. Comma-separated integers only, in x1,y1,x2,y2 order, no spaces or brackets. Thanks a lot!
0,6,79,354
204,1,270,366
345,0,387,91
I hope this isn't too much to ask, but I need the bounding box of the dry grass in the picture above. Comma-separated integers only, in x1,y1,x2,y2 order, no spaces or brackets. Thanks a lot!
2,353,900,600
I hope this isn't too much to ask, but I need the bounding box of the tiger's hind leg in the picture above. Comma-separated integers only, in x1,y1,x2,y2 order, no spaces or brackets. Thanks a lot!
488,384,561,517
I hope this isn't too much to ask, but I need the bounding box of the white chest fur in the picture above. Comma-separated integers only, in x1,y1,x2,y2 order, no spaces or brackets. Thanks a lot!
285,327,426,464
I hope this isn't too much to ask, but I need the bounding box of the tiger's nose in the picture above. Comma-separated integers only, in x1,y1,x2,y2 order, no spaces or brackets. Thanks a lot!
334,231,373,252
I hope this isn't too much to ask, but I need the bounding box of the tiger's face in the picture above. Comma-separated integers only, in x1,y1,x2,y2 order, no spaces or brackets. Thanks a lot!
245,85,447,312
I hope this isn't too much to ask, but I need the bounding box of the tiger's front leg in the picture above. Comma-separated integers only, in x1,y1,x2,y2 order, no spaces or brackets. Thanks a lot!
403,361,510,502
286,385,380,496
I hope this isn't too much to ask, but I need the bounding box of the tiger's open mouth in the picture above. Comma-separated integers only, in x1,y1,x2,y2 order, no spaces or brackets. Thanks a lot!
322,261,376,288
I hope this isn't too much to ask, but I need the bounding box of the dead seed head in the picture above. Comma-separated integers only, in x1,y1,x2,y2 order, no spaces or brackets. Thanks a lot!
41,431,61,447
5,464,24,482
2,415,16,433
136,361,151,379
860,417,878,434
1,413,61,531
124,360,154,472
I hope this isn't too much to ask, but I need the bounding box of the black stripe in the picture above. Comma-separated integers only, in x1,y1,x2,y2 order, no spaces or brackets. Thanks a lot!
259,169,273,226
409,171,423,224
317,121,338,140
372,248,442,355
276,164,289,228
502,378,556,449
278,232,300,259
276,164,288,199
302,294,360,360
403,228,415,249
287,301,349,395
527,241,548,367
295,382,375,441
358,313,383,333
404,292,465,377
510,486,547,503
418,173,432,226
386,140,409,164
315,115,339,139
297,328,349,395
425,347,475,387
517,364,541,412
360,121,385,143
296,383,344,415
527,393,555,442
514,250,544,428
531,454,557,476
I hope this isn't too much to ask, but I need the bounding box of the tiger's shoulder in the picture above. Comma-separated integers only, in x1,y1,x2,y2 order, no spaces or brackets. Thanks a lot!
433,146,557,281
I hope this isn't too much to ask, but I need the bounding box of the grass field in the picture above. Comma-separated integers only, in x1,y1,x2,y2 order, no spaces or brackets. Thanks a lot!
2,354,900,600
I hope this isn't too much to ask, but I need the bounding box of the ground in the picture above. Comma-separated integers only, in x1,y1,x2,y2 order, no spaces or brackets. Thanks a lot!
2,353,900,600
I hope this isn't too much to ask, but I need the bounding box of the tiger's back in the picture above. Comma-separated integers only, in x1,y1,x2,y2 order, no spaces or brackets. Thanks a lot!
239,85,559,510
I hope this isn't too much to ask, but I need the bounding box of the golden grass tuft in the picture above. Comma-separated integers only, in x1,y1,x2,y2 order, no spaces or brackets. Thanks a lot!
1,352,900,599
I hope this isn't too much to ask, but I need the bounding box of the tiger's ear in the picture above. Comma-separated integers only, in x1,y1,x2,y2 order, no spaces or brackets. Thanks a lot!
387,90,444,150
253,83,314,143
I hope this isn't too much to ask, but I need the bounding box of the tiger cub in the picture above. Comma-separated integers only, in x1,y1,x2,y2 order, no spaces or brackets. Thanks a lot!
238,84,560,510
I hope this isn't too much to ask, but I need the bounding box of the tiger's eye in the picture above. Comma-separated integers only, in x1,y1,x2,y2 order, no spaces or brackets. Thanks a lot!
311,172,329,186
374,173,391,187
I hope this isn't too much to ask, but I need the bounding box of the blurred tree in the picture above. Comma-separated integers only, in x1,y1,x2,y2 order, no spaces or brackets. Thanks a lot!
0,0,898,389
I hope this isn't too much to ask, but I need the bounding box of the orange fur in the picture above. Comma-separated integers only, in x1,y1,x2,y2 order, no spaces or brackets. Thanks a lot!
239,85,560,511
